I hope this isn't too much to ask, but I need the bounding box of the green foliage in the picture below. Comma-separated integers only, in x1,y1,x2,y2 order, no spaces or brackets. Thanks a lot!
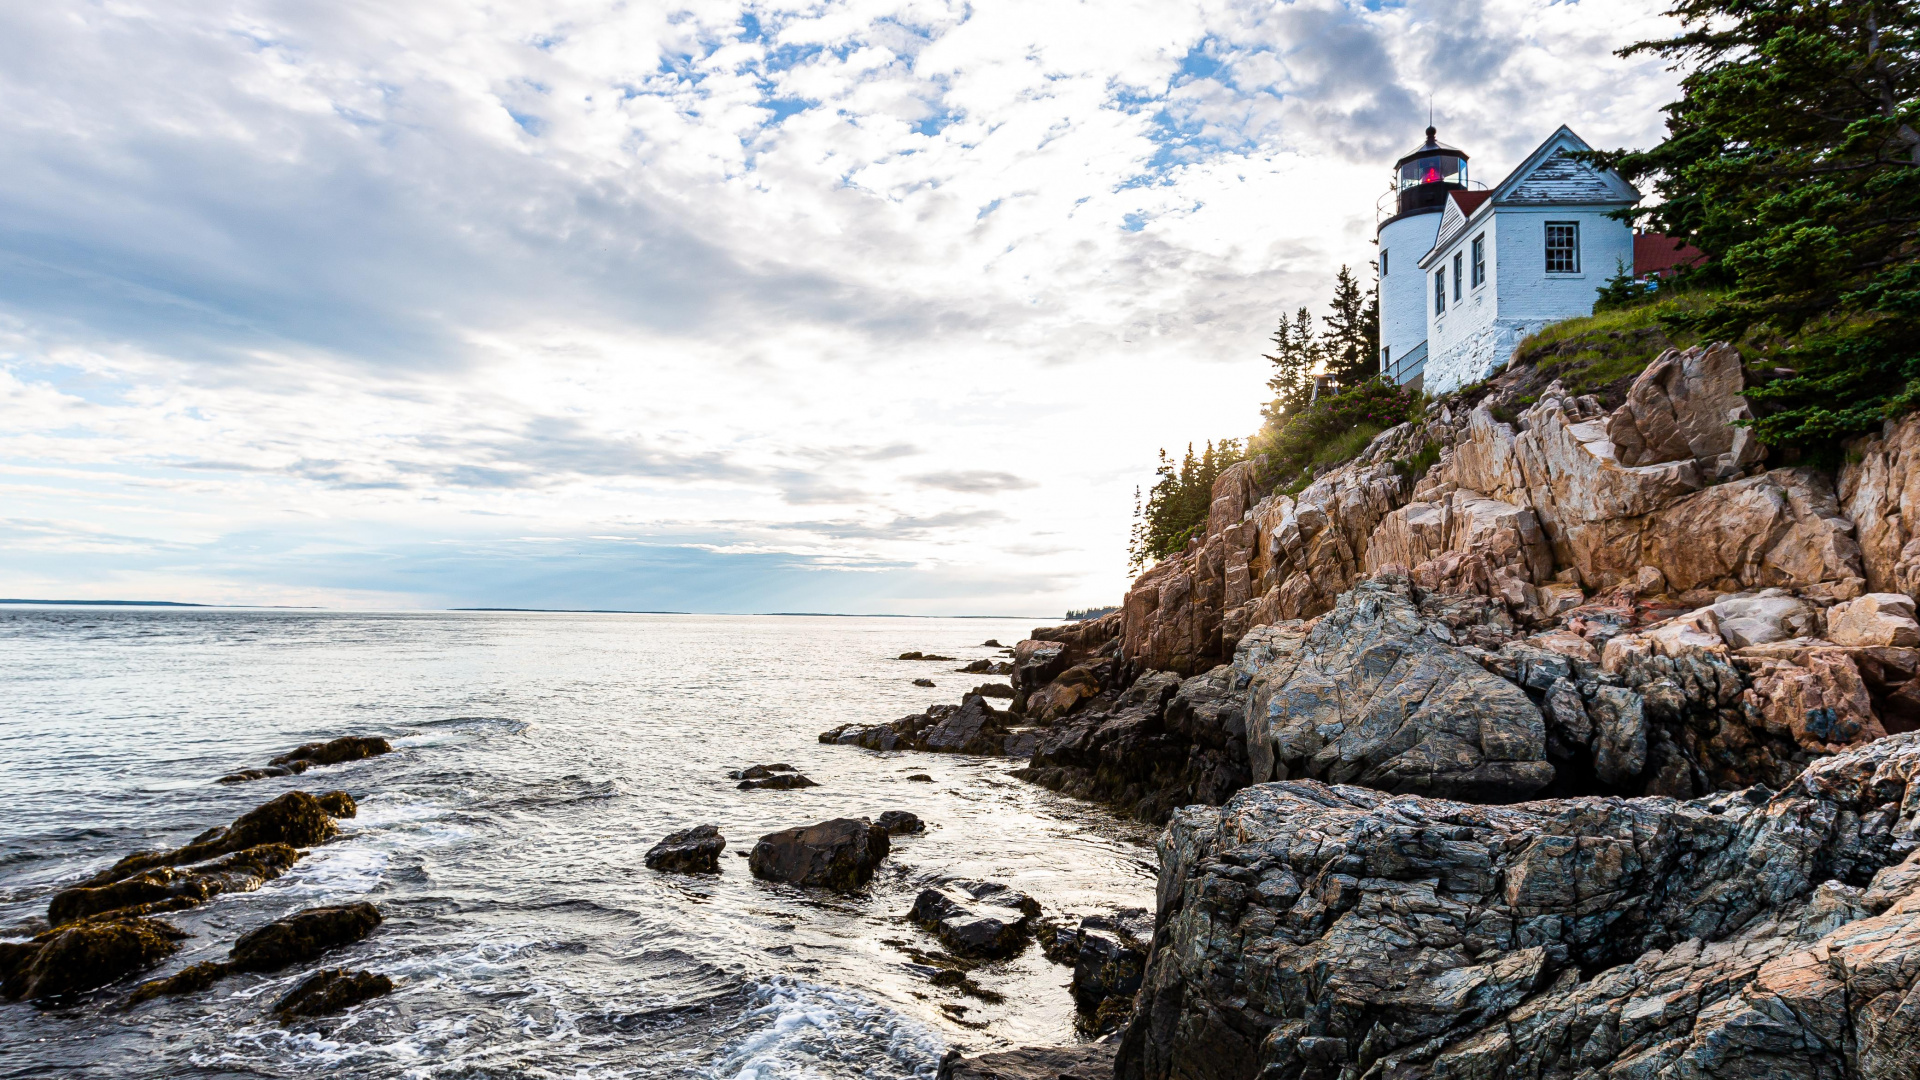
1593,260,1658,313
1590,0,1920,446
1128,439,1245,572
1393,440,1442,482
1512,289,1725,398
1262,265,1383,411
1064,606,1118,621
1250,379,1419,491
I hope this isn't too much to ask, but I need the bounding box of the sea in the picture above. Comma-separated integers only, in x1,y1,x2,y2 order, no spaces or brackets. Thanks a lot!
0,608,1156,1079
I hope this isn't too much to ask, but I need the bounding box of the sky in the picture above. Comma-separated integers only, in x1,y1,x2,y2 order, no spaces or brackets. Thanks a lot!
0,0,1683,615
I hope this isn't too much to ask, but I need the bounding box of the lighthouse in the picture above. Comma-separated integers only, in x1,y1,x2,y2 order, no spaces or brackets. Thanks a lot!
1377,127,1469,389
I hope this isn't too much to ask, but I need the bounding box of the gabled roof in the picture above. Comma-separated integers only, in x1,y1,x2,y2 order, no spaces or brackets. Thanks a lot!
1634,232,1707,277
1489,125,1638,207
1418,125,1639,268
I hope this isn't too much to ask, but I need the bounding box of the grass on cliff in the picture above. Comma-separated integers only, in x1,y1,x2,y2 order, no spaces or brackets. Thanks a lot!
1510,288,1727,402
1250,380,1419,493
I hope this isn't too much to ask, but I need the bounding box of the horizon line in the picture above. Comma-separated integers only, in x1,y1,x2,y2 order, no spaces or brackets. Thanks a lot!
0,598,1067,620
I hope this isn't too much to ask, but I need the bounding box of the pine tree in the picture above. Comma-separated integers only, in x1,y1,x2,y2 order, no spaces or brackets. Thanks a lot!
1263,307,1321,418
1594,0,1920,446
1322,265,1378,386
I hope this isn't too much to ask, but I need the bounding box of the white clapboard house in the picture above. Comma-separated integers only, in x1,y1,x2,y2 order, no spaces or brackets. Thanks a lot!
1376,125,1641,393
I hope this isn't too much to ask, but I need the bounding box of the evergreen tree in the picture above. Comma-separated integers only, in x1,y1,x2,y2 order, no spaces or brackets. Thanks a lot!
1594,0,1920,445
1127,439,1245,571
1323,265,1380,386
1263,307,1321,418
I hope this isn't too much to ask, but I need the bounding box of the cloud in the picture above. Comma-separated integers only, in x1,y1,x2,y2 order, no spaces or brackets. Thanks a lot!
0,0,1683,612
910,470,1036,493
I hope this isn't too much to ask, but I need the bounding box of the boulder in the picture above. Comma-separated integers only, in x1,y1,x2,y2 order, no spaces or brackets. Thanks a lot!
874,810,924,834
125,959,230,1006
81,791,344,887
644,825,725,873
737,773,818,791
221,736,392,783
229,902,382,972
1043,909,1153,1032
907,773,934,782
1605,343,1752,467
970,683,1014,699
909,880,1041,959
3,917,186,1000
1828,591,1920,647
1712,590,1818,648
1243,576,1553,802
820,695,1023,757
913,678,935,687
1840,411,1920,596
959,659,994,674
1118,733,1920,1080
271,968,393,1022
748,818,889,892
48,843,300,926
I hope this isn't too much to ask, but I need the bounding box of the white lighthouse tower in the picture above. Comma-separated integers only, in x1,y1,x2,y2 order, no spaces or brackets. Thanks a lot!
1377,127,1470,388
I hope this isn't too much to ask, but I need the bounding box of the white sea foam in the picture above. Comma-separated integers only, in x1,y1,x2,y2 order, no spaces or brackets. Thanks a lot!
265,844,390,896
709,977,944,1080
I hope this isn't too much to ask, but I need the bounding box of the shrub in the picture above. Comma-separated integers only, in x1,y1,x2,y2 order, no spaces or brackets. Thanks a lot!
1250,380,1419,491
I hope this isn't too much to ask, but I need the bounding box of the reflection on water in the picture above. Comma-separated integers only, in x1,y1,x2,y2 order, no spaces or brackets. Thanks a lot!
0,609,1154,1078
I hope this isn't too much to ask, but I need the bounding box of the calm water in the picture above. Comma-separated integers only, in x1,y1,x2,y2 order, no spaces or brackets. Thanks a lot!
0,609,1155,1079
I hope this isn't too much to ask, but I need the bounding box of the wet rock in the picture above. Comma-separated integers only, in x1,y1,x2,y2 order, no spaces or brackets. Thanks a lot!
938,1042,1117,1080
821,695,1021,757
906,773,934,782
221,736,392,783
83,791,344,887
49,843,301,926
230,902,382,972
874,810,924,835
727,763,793,780
912,678,935,687
982,639,1003,648
970,683,1014,699
1244,576,1554,802
958,659,994,674
1043,909,1153,1033
644,825,725,873
909,881,1040,959
899,651,956,661
1117,734,1920,1080
748,818,889,892
5,917,186,1000
737,773,819,791
125,959,232,1007
315,790,357,818
271,968,393,1022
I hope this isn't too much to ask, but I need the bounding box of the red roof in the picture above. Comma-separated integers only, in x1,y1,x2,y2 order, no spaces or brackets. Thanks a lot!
1450,190,1493,217
1635,232,1706,277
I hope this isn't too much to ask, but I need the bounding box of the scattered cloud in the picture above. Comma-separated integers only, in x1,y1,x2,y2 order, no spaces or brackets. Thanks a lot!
911,470,1037,494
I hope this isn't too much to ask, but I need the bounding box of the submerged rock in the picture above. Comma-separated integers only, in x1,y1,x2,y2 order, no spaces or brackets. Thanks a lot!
644,825,726,873
912,678,936,687
84,791,345,887
230,902,382,972
125,959,231,1007
727,763,794,780
220,736,391,783
737,773,819,791
874,810,924,834
748,818,889,892
1041,909,1152,1032
271,967,393,1022
909,881,1040,959
48,843,300,927
4,917,186,1001
1117,733,1920,1080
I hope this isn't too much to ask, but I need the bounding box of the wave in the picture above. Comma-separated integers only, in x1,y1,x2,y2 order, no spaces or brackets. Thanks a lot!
706,977,944,1080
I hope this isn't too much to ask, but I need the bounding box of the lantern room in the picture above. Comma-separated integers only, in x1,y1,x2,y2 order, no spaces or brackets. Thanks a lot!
1393,126,1469,215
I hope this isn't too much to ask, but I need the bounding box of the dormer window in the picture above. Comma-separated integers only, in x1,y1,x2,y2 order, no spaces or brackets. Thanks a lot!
1546,222,1580,273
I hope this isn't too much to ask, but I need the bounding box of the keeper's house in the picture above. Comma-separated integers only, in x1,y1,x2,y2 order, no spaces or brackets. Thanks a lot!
1377,125,1659,393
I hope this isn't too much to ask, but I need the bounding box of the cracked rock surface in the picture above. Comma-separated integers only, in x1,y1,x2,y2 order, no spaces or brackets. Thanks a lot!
1118,733,1920,1080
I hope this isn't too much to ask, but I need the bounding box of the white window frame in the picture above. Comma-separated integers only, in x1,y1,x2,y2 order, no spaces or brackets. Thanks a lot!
1434,270,1446,315
1452,252,1463,303
1545,221,1580,274
1380,249,1389,276
1470,234,1486,287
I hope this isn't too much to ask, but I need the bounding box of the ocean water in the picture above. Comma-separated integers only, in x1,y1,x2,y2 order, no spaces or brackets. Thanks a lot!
0,608,1155,1079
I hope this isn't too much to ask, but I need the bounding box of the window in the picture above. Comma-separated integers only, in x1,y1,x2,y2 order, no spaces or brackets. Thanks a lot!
1545,222,1580,273
1471,234,1486,287
1382,345,1391,374
1452,253,1463,302
1380,249,1389,276
1435,271,1446,315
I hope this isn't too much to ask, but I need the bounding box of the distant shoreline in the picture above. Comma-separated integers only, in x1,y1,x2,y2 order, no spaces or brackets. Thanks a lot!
1,599,1051,619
